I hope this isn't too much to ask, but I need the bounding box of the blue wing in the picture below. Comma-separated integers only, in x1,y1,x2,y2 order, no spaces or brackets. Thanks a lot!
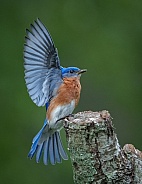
24,18,62,106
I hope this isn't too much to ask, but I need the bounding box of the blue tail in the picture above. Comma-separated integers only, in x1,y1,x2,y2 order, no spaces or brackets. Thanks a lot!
28,119,68,165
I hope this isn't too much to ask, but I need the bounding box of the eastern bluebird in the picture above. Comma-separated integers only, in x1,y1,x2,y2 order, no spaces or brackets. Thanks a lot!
24,18,86,165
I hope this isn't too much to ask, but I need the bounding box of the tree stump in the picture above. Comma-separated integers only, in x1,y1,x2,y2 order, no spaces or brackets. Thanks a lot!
64,110,142,184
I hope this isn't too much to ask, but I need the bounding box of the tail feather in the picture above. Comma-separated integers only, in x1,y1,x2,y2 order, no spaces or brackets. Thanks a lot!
28,121,46,159
49,136,55,165
28,136,39,159
36,142,44,163
32,120,46,143
53,133,61,163
43,139,49,165
56,132,68,160
28,120,68,165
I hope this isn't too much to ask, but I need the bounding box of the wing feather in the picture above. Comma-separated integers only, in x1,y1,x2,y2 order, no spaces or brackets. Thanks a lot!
24,19,62,106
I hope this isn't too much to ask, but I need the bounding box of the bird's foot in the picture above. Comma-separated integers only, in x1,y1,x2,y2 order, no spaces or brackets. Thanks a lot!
67,113,74,118
56,114,74,123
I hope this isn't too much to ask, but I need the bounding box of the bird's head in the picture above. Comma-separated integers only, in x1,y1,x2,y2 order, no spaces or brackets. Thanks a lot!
61,67,87,78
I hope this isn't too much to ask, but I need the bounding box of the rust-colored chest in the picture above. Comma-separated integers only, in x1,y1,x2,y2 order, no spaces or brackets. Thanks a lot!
46,77,81,120
58,77,81,106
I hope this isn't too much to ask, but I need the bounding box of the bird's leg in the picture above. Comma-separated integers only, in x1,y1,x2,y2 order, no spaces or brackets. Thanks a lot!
56,114,74,123
66,113,74,118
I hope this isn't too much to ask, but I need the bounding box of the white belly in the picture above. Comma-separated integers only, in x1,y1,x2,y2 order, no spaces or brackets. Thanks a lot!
49,100,75,130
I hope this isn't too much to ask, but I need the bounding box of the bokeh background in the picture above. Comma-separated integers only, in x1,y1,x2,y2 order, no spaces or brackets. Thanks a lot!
1,0,142,183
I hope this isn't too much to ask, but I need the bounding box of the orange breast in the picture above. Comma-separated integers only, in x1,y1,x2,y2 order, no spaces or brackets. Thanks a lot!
47,77,81,120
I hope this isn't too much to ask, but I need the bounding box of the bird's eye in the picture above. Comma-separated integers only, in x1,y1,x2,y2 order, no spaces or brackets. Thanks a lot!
70,70,74,73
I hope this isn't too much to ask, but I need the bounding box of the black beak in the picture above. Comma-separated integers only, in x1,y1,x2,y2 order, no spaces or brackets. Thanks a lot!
77,69,87,75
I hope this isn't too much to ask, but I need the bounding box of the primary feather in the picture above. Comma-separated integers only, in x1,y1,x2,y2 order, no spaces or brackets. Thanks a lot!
24,18,62,107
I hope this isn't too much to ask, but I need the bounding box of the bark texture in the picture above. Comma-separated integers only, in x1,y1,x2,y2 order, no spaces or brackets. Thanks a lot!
64,110,142,184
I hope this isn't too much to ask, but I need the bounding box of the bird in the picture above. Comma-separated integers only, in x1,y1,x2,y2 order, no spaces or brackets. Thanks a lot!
23,18,86,165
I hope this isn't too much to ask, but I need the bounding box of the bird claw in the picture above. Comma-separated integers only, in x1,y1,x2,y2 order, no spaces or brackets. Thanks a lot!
64,114,75,121
67,114,74,118
56,114,74,123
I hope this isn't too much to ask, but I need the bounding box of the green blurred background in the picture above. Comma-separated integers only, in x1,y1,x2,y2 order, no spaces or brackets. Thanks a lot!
1,0,142,183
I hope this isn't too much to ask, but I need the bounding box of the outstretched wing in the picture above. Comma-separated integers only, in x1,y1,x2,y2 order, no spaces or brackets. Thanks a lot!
24,18,62,106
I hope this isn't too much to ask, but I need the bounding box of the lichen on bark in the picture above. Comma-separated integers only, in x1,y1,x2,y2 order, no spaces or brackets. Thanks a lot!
64,110,142,184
